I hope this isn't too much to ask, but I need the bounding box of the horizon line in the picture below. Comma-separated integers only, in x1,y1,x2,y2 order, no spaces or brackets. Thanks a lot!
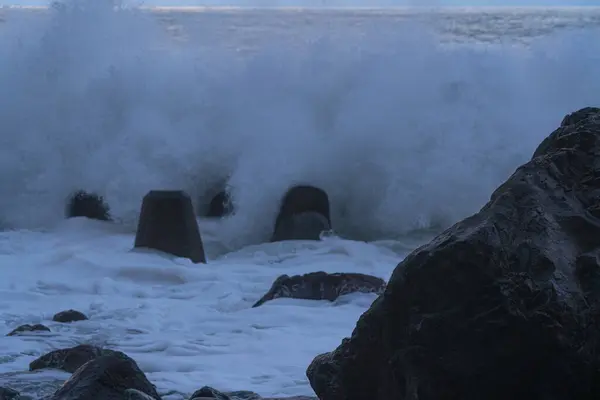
2,4,599,9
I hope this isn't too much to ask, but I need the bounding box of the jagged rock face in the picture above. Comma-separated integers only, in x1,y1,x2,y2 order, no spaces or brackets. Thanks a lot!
48,355,160,400
306,107,600,400
253,272,386,307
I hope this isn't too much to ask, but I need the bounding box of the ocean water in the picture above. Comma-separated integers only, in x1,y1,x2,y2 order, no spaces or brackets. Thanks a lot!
0,3,599,399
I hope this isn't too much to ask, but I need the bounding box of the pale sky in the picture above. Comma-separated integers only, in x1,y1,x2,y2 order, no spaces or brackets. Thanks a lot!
1,0,598,6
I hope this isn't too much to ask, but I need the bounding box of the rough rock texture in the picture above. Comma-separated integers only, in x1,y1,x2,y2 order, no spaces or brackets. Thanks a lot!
6,324,50,336
206,191,233,218
48,355,160,400
271,185,331,242
253,272,386,307
306,107,600,400
0,387,20,400
189,387,315,400
134,190,206,264
29,344,126,373
65,190,111,221
52,310,88,323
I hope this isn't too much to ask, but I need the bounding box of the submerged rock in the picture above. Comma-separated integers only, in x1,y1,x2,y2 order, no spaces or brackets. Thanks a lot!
6,323,50,336
29,344,125,373
271,185,332,242
306,107,600,400
48,354,160,400
253,272,386,307
188,387,315,400
65,190,111,221
190,386,261,400
52,310,88,323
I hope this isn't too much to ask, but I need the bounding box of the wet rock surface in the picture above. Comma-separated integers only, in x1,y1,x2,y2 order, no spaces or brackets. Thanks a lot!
20,346,318,400
190,386,261,400
29,345,127,374
6,324,50,336
47,354,160,400
306,107,600,399
51,310,88,323
253,272,386,307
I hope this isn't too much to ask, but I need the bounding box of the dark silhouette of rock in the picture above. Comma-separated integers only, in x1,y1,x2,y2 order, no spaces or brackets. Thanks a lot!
52,309,88,323
271,185,332,242
134,190,206,264
29,344,125,373
0,387,20,400
190,386,259,400
6,323,50,336
205,191,233,218
306,107,600,400
47,354,160,400
65,190,110,221
253,272,386,307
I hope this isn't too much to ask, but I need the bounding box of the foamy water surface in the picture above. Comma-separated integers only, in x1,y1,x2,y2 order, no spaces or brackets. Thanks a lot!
0,3,599,399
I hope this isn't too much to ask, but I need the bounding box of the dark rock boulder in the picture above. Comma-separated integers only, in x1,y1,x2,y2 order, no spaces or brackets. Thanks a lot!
253,272,386,307
65,190,111,221
48,354,160,400
52,310,88,323
6,323,50,336
271,185,332,242
134,190,206,264
205,191,233,218
189,386,261,400
29,344,125,373
306,107,600,400
0,387,21,400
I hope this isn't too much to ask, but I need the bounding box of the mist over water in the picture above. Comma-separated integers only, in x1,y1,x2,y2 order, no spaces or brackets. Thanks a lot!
0,1,598,248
